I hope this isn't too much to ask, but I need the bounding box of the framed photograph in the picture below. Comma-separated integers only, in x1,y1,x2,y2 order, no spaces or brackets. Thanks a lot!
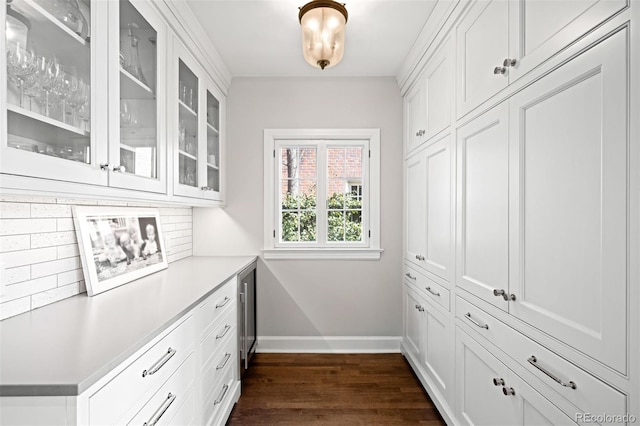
72,206,168,296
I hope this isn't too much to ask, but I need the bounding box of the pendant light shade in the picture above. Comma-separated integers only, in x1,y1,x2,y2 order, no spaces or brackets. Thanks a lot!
298,1,348,70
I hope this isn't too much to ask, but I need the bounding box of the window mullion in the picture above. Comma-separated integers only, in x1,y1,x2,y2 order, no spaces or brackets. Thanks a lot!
317,141,328,247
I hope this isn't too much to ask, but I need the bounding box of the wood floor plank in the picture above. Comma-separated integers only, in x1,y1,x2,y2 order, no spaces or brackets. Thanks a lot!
227,353,446,425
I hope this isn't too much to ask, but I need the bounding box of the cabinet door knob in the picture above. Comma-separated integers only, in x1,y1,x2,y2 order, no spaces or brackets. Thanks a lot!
503,58,517,67
502,387,516,396
415,254,425,261
112,165,126,173
492,378,505,386
493,289,516,301
100,163,111,171
493,66,507,75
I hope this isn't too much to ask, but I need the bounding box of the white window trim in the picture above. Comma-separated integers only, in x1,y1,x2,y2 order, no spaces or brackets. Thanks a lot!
263,129,382,260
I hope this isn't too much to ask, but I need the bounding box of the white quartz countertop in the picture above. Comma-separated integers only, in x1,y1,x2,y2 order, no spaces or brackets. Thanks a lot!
0,256,257,397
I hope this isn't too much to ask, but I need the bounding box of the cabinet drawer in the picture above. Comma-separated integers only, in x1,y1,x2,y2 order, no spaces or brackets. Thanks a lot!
456,296,627,419
404,264,450,311
199,279,236,340
199,308,237,373
126,354,195,426
89,315,196,425
200,339,237,405
202,368,235,426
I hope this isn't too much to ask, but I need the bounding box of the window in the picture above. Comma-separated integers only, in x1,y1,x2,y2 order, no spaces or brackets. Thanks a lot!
263,129,382,259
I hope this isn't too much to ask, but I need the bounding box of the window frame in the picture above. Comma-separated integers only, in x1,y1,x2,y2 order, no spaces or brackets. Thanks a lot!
263,129,382,260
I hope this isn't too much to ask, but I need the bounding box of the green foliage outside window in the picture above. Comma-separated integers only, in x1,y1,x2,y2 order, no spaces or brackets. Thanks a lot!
281,192,362,242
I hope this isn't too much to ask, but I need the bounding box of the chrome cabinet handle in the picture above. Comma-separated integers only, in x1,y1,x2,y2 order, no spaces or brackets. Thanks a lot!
216,352,232,370
527,355,576,389
415,254,425,261
142,347,176,377
464,312,489,329
215,296,231,309
493,66,506,75
503,58,516,67
405,273,416,280
493,289,516,301
99,163,126,173
100,163,110,171
143,392,176,426
414,304,424,312
493,378,504,386
216,324,231,340
214,384,229,405
502,387,515,396
112,165,126,173
425,286,440,297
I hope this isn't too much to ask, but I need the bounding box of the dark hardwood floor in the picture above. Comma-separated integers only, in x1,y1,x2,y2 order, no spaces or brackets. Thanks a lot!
227,353,446,425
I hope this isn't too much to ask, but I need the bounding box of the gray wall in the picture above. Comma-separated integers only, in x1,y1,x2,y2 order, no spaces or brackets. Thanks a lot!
193,77,404,339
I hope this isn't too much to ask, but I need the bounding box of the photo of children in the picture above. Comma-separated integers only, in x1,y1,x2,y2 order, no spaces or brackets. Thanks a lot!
87,215,164,282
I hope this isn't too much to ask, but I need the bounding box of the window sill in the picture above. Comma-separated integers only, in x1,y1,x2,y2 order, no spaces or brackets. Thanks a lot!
262,248,384,260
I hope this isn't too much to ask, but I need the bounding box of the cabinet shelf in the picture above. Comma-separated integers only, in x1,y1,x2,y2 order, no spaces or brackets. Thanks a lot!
178,100,197,117
120,67,155,99
178,150,197,161
14,0,90,47
7,104,90,137
207,163,219,170
207,122,219,135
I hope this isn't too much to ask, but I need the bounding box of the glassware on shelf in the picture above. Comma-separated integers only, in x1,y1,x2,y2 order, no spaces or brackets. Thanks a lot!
6,6,31,48
6,42,37,108
124,23,147,85
52,65,78,124
178,120,186,151
35,0,89,40
120,100,131,127
77,82,90,132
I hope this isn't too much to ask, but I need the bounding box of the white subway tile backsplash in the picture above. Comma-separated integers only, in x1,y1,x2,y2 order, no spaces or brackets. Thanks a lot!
0,297,30,321
30,231,77,249
0,235,30,253
31,204,72,218
0,218,57,236
1,276,57,303
57,244,80,259
31,257,81,279
0,198,193,320
0,247,58,268
0,203,31,218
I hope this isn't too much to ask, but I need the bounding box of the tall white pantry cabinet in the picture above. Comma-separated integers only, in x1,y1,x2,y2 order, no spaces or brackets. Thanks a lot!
401,0,639,425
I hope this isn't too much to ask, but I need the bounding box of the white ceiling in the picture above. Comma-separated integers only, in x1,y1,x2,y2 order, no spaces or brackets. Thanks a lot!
185,0,438,78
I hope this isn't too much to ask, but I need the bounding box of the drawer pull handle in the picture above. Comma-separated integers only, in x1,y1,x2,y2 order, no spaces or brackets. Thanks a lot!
214,384,229,405
425,286,440,297
216,324,231,340
405,273,416,280
492,378,504,386
142,348,177,378
527,355,576,389
493,289,516,301
502,387,516,396
464,312,489,330
216,352,232,370
215,296,231,309
143,392,177,426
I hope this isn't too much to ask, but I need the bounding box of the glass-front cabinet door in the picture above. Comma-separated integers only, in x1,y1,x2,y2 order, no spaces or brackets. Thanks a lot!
108,0,166,193
1,0,108,185
172,39,225,201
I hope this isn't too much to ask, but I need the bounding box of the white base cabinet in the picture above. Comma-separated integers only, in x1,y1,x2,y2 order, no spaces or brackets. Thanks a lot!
403,1,638,425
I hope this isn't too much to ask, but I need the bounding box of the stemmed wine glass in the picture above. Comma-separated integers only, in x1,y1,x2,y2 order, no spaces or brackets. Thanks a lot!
6,42,37,108
53,65,77,124
35,56,59,117
77,81,90,132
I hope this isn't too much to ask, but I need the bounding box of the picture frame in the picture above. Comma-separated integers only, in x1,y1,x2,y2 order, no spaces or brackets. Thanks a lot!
72,206,168,296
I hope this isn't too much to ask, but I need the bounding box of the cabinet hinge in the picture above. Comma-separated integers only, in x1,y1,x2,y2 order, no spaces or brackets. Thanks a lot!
273,230,276,238
273,149,276,158
369,150,371,158
368,230,371,238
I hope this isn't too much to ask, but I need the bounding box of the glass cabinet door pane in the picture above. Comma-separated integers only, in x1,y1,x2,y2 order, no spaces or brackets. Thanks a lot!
6,0,91,163
206,90,219,192
118,0,157,178
178,59,198,187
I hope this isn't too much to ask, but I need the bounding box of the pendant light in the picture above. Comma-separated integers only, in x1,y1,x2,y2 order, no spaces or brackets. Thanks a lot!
298,0,348,70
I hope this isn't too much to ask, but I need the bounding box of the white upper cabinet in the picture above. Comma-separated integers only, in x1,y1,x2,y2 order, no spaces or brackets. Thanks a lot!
456,102,509,311
108,0,167,193
508,27,628,374
171,38,225,202
456,0,627,118
1,0,108,185
405,36,453,154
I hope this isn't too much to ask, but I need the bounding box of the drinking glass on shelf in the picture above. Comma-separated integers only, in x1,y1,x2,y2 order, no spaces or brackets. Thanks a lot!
120,100,131,127
178,120,186,151
53,66,78,124
77,83,90,132
6,42,37,108
34,56,59,117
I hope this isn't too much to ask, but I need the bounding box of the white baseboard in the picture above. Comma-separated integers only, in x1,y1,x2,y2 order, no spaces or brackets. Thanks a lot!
256,336,402,353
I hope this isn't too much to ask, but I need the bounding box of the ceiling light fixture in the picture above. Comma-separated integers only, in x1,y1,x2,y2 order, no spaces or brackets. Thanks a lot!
298,0,348,70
